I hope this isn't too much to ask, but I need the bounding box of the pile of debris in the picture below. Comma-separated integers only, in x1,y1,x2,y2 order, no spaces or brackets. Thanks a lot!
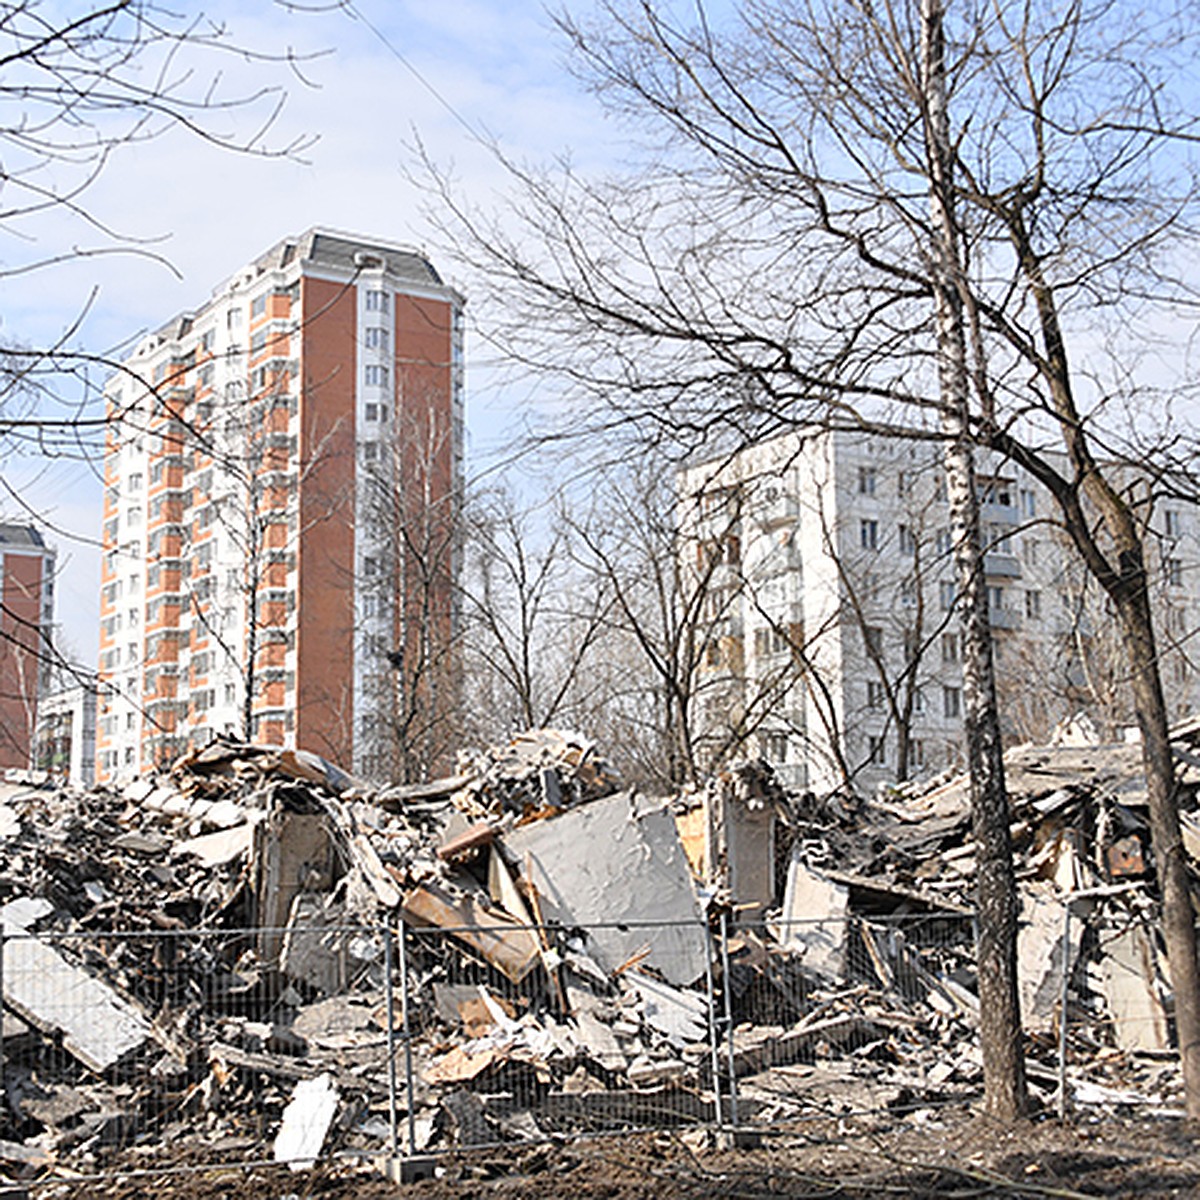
3,723,1200,1188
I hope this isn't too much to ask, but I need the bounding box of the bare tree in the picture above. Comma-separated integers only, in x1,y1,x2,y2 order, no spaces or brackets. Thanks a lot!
459,481,613,746
339,377,464,784
424,0,1200,1117
0,2,315,746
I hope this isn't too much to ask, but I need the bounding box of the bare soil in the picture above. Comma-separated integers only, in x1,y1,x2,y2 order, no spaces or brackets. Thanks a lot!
42,1106,1200,1199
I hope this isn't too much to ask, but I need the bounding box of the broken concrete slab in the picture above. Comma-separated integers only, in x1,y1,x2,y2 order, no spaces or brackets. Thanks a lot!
774,856,849,982
2,930,152,1072
172,823,254,867
401,881,541,984
273,1074,339,1170
503,791,708,986
1018,884,1079,1032
1101,923,1170,1054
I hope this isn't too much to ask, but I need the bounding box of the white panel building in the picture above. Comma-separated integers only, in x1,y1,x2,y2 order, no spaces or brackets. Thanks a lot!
679,428,1200,795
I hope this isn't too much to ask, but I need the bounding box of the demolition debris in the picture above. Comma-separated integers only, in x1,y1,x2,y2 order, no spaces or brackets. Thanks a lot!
2,723,1200,1189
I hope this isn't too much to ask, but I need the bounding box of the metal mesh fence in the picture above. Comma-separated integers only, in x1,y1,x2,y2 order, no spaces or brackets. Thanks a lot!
0,922,400,1178
725,912,980,1125
0,907,1189,1183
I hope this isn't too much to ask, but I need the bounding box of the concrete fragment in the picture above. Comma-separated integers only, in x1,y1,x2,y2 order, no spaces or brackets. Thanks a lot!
273,1074,339,1170
503,791,707,986
774,856,849,981
401,882,541,983
627,973,709,1047
2,927,152,1072
172,823,254,867
567,986,626,1072
1101,924,1169,1053
1017,884,1078,1032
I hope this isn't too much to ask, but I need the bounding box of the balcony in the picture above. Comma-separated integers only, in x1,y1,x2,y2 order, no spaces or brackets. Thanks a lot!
989,606,1021,631
980,500,1018,526
752,490,799,528
983,552,1022,578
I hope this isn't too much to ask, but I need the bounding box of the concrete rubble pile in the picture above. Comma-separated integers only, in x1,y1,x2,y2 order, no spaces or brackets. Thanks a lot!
4,723,1200,1186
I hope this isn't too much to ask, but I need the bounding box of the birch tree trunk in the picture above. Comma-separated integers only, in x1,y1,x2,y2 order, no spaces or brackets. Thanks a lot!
921,0,1027,1119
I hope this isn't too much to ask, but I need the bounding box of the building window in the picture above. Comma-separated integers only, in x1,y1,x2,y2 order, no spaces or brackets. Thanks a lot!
365,364,390,387
899,577,917,607
365,327,389,351
863,624,883,655
365,403,378,421
939,580,956,610
860,519,879,551
1020,488,1037,518
858,466,877,496
1023,538,1039,566
251,293,267,318
867,680,885,709
943,685,962,719
761,732,788,763
755,625,790,657
250,329,267,354
1025,590,1042,619
913,687,926,714
365,289,390,312
898,524,916,555
868,735,886,765
363,556,379,576
1165,510,1183,537
911,738,926,767
1167,558,1184,587
942,632,959,663
936,529,952,557
987,585,1005,613
362,441,379,461
897,470,911,497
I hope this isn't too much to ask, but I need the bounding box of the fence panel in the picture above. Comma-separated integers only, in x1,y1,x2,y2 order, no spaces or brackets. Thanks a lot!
400,917,719,1154
2,906,1189,1184
0,923,399,1179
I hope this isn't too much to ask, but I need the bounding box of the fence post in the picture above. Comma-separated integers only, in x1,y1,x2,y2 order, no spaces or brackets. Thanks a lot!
384,916,398,1159
1058,902,1071,1120
703,918,723,1133
398,915,417,1158
0,922,6,1119
719,910,738,1128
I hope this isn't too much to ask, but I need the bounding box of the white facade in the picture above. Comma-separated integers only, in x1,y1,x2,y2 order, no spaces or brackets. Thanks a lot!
679,428,1200,795
35,679,98,787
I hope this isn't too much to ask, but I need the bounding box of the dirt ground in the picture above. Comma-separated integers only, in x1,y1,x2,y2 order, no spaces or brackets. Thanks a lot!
40,1106,1200,1199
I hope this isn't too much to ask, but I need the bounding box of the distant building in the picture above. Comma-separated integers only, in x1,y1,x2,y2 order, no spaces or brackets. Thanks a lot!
34,674,99,787
679,427,1200,795
0,524,56,772
97,229,464,784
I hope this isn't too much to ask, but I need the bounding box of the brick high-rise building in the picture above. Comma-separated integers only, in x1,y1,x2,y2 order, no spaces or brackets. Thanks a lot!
0,523,56,772
97,229,464,783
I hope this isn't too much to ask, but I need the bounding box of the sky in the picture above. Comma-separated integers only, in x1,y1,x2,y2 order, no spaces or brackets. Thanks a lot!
1,0,626,665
